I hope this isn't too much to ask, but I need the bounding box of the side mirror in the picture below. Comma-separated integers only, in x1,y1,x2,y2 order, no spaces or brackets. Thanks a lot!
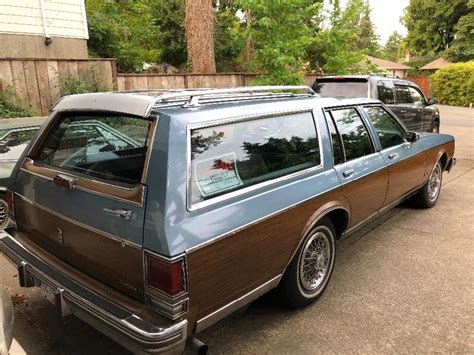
426,97,436,105
406,131,419,142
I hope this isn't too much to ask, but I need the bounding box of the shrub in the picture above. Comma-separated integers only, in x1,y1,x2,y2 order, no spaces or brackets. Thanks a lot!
58,66,109,96
431,62,474,107
0,87,36,118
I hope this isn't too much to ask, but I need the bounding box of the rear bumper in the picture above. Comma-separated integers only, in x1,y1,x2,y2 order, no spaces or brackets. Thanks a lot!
0,231,187,354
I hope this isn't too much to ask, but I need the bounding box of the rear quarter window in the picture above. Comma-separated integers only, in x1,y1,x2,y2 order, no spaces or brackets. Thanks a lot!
189,112,321,206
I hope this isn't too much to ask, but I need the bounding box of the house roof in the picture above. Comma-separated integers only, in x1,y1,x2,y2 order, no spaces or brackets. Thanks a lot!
366,56,412,70
420,58,452,70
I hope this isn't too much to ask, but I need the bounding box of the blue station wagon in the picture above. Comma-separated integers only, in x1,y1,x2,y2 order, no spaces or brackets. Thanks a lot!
0,86,455,353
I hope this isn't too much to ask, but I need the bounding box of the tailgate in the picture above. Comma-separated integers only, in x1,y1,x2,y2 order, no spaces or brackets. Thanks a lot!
11,112,156,301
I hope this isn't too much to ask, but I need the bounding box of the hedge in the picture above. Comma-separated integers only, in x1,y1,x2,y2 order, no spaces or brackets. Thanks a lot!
431,62,474,107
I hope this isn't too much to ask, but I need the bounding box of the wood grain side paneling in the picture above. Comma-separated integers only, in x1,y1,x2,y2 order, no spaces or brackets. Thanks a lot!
14,196,145,301
186,188,348,322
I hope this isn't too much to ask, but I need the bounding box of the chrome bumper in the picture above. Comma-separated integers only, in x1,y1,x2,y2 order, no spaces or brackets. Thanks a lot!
0,231,187,354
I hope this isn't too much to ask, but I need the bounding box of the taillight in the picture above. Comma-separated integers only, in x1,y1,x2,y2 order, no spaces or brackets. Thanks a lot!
147,257,184,296
145,252,188,319
6,190,14,217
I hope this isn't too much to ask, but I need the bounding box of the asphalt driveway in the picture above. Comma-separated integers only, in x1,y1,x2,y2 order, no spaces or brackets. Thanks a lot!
0,105,472,354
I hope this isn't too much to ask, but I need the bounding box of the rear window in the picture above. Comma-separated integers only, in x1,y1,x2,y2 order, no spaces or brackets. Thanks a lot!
35,113,152,186
312,79,368,98
189,112,321,206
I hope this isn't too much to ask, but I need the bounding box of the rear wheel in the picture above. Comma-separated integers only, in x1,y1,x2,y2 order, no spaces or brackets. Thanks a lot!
412,161,443,208
279,217,336,307
0,192,8,230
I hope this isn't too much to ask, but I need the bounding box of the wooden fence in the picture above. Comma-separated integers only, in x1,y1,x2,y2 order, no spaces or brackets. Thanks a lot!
0,58,116,115
117,73,319,91
405,76,432,97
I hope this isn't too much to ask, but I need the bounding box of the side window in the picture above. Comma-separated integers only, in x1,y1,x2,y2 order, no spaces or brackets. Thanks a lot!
2,129,37,147
35,115,151,186
376,81,395,104
331,108,373,161
324,112,344,165
408,87,426,105
395,85,413,104
363,106,406,149
189,112,321,205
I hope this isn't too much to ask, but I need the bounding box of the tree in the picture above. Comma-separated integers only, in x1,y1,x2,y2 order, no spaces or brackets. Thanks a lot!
350,0,380,55
308,0,376,74
444,1,474,62
239,0,323,84
85,0,160,72
151,0,188,69
382,31,404,61
185,0,216,73
401,0,469,56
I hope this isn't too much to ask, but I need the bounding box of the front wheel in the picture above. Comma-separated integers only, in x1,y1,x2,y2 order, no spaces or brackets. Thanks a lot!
0,192,8,230
279,217,336,307
431,120,440,133
411,161,443,208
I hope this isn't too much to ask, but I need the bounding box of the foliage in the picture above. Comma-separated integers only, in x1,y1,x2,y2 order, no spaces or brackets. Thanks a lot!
431,62,474,106
349,0,380,56
444,1,474,62
151,0,188,68
58,67,110,96
401,0,469,57
308,0,377,75
382,31,404,62
0,88,36,118
86,0,160,72
239,0,323,85
404,57,435,76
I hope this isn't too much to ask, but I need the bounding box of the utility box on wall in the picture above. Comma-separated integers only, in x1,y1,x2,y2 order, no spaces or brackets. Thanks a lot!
0,0,89,59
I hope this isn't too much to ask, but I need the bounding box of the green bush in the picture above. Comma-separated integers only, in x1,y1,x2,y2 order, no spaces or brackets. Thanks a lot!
0,88,36,118
431,62,474,107
58,66,109,96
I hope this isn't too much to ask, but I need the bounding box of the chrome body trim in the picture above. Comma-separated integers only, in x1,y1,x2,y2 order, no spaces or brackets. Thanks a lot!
14,193,141,249
195,274,282,333
186,108,325,211
0,232,187,354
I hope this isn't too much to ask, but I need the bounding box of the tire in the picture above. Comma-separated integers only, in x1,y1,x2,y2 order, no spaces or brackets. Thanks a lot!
411,161,443,208
431,120,440,133
279,217,336,307
0,192,8,230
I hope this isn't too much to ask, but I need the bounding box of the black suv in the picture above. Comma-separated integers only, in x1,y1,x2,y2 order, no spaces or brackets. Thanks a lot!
312,75,440,133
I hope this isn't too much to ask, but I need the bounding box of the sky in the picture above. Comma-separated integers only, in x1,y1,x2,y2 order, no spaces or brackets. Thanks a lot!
368,0,410,44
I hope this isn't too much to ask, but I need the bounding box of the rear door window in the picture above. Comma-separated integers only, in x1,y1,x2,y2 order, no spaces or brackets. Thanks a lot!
35,114,152,186
395,85,413,104
189,112,321,205
330,108,373,161
376,81,395,104
313,79,368,98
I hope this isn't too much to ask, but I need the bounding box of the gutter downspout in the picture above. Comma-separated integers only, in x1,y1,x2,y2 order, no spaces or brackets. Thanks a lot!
39,0,51,40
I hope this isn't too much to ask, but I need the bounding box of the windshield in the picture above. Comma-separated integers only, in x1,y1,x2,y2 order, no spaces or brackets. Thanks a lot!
313,79,369,98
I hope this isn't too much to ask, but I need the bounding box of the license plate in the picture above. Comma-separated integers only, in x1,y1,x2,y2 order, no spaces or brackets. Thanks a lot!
38,281,56,305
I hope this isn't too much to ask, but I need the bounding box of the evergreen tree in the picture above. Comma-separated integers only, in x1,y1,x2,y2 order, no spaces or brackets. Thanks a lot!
383,31,404,61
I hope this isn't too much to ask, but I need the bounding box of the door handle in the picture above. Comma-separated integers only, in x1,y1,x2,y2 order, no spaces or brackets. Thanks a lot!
103,208,132,220
342,169,354,178
388,153,399,160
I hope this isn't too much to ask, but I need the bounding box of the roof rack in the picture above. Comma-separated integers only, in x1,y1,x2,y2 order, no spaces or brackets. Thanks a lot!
151,85,316,109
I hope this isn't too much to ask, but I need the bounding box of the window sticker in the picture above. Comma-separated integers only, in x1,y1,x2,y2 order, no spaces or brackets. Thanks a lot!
194,152,243,197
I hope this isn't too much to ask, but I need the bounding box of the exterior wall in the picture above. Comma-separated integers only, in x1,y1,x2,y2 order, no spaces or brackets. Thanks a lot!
0,0,88,59
0,34,88,59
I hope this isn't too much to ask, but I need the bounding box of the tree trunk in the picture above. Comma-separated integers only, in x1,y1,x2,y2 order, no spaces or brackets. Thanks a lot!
185,0,216,73
244,10,255,62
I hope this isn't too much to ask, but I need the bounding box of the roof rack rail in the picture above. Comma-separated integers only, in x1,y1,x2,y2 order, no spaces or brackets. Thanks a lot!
114,88,217,95
153,85,316,108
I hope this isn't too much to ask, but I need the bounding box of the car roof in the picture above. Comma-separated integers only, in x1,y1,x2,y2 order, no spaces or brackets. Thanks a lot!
316,74,416,86
50,90,381,120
